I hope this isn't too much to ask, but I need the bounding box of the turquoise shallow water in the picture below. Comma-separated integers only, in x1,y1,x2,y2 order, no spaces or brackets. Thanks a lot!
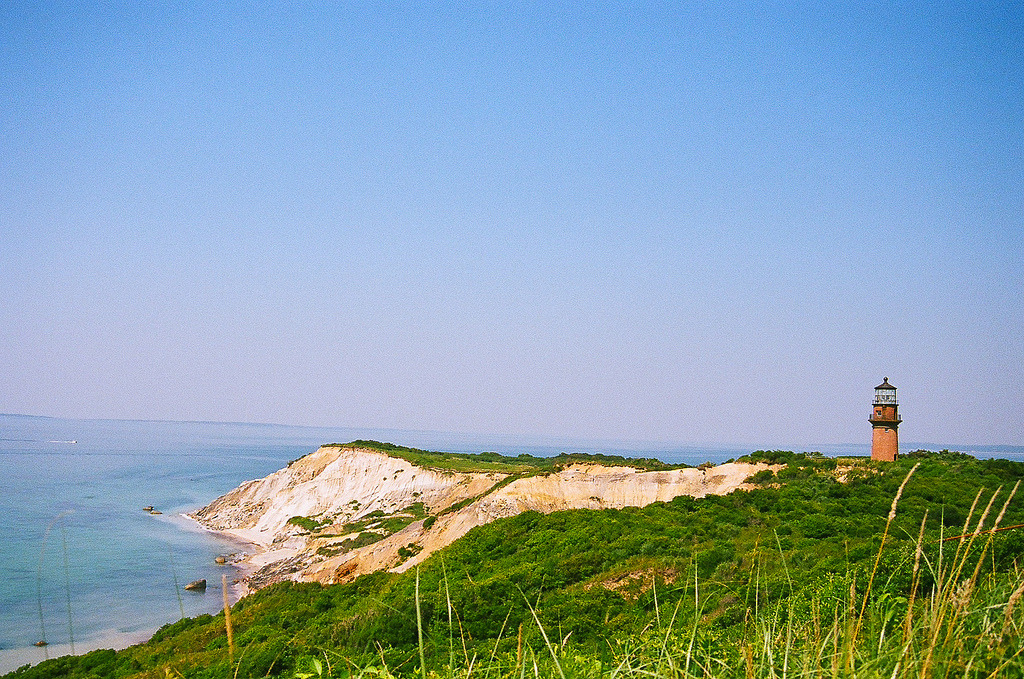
3,414,1014,673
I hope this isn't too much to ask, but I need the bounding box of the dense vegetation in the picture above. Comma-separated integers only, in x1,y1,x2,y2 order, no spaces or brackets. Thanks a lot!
8,450,1024,678
329,441,688,473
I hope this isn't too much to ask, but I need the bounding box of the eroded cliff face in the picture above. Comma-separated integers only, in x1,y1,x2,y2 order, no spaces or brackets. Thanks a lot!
191,446,770,591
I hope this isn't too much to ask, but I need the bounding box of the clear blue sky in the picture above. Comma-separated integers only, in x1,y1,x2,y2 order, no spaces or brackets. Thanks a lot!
2,2,1021,447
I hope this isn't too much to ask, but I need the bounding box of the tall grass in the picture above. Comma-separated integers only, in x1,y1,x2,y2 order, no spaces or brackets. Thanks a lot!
288,468,1024,679
34,510,76,659
169,546,185,621
59,524,74,656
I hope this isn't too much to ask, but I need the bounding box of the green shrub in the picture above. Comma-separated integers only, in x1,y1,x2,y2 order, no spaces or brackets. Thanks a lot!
747,468,776,484
287,516,323,532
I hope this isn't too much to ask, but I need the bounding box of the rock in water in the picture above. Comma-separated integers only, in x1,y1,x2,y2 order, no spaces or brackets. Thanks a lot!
184,579,207,592
215,556,227,564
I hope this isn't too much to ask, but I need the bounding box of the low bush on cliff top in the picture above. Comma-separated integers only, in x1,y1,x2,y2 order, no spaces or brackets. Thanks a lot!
330,440,688,474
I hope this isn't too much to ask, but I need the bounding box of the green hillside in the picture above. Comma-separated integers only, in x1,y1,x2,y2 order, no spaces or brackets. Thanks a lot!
7,449,1024,678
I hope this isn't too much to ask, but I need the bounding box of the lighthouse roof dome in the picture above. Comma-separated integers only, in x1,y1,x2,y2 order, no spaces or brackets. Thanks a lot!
875,377,896,390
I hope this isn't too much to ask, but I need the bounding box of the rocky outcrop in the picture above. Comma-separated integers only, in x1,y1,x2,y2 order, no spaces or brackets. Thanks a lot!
191,445,771,592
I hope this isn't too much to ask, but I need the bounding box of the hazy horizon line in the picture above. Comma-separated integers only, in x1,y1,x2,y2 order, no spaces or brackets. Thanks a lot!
2,411,1021,455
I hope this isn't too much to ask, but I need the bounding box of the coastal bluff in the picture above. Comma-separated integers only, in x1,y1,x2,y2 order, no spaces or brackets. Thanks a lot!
191,444,771,591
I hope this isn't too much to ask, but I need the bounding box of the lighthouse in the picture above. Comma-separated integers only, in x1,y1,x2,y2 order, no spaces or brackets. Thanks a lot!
869,377,901,461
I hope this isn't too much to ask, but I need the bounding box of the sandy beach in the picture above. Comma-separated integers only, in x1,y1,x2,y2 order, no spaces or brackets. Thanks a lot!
178,512,266,601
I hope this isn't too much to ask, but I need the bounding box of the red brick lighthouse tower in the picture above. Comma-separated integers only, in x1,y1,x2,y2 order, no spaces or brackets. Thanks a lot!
869,377,901,461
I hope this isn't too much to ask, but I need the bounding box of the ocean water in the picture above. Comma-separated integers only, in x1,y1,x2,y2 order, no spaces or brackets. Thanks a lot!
2,414,1016,673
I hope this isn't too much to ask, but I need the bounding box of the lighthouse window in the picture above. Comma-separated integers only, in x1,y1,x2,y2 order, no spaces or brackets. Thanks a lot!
875,391,896,404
